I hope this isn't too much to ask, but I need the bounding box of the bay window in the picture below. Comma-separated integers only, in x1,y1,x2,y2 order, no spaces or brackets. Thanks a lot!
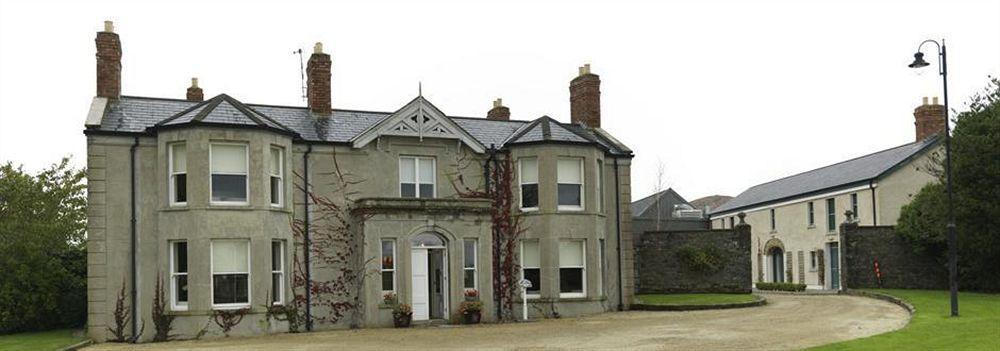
559,240,586,298
211,239,250,308
399,157,435,198
521,240,540,298
557,158,583,210
170,241,188,310
270,147,283,206
519,158,538,210
169,143,187,205
210,143,248,204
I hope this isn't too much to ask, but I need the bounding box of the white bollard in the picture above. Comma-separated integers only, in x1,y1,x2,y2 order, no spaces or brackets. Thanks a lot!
520,279,532,321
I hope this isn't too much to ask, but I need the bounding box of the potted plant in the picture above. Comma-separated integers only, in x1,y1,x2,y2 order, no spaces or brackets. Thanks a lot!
392,302,413,328
464,288,479,302
459,300,483,324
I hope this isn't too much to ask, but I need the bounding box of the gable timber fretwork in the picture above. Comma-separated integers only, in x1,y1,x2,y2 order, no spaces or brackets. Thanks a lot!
351,96,486,153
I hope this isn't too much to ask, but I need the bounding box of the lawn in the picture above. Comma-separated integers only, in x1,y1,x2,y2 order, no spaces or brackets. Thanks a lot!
812,289,1000,350
0,329,86,351
635,293,757,305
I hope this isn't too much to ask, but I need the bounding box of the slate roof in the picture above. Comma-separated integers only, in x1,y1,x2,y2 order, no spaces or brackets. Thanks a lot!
630,188,691,217
711,136,941,215
90,95,631,155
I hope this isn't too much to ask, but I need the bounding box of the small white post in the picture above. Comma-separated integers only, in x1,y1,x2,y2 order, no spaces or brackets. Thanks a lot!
520,279,532,321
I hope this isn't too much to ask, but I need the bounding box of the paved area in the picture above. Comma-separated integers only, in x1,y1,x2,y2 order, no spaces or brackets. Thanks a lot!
86,294,908,350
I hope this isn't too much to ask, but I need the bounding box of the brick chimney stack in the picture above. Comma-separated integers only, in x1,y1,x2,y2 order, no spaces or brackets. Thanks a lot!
570,64,601,128
487,98,510,120
306,42,332,115
914,96,946,141
95,20,122,99
186,78,204,102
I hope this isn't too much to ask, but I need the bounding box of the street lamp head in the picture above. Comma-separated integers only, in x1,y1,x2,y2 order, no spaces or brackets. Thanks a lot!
909,52,930,68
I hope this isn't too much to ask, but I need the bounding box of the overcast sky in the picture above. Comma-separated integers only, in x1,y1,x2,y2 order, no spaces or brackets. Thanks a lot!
1,0,998,201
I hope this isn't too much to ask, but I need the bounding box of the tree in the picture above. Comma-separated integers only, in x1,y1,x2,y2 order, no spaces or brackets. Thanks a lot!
0,158,88,333
897,76,1000,292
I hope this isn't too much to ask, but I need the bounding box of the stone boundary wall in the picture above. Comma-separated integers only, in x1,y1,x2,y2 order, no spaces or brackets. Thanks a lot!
841,224,947,290
636,222,752,294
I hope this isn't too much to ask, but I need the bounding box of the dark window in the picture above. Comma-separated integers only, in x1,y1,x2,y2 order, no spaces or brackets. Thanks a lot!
523,268,540,295
559,268,584,294
770,209,776,231
170,143,187,204
559,240,585,296
729,217,735,228
270,147,283,205
826,198,836,231
808,202,815,226
381,240,395,292
851,193,859,220
270,177,281,205
211,175,248,202
520,158,539,209
557,158,583,208
175,174,187,203
463,240,477,289
172,242,188,305
271,241,284,304
213,274,249,305
521,184,538,208
558,184,581,206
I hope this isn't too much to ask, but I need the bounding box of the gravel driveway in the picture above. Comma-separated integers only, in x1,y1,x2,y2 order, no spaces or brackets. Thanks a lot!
86,293,908,350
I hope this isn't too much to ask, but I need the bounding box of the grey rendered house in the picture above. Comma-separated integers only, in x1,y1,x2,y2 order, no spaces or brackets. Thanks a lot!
709,98,944,290
83,22,634,341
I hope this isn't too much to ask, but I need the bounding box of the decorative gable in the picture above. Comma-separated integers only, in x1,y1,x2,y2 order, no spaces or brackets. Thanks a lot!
351,96,486,153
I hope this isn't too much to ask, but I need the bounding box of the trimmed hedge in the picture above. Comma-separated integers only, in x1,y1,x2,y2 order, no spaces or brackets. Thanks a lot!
755,282,806,291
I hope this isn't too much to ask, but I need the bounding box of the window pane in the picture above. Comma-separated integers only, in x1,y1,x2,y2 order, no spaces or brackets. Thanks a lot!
271,241,282,271
558,184,581,206
271,273,281,303
524,268,540,294
212,240,249,273
464,240,476,268
212,174,247,202
559,241,584,267
464,269,475,289
557,158,581,183
401,183,416,198
381,272,394,291
174,174,187,203
176,275,188,303
211,144,247,174
175,242,188,273
270,148,281,175
270,176,281,204
381,241,394,269
399,158,416,183
521,184,538,208
171,144,186,173
522,241,539,267
418,184,434,198
213,274,249,304
411,233,444,247
418,158,434,184
520,158,538,183
560,268,584,293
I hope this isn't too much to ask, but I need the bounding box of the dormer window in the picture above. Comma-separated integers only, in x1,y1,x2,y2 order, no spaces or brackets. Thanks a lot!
169,143,187,205
557,157,584,210
399,156,435,198
210,143,249,204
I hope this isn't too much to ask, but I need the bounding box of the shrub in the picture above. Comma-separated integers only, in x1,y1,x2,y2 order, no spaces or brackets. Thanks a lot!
755,282,806,292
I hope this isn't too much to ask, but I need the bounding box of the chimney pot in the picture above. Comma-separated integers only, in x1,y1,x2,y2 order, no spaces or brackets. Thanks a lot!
186,77,204,102
306,42,332,115
570,64,601,128
922,96,929,105
95,21,122,99
932,96,939,105
487,98,510,121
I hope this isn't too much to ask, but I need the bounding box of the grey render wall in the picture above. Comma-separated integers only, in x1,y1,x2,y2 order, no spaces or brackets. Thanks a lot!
636,225,752,294
841,224,947,289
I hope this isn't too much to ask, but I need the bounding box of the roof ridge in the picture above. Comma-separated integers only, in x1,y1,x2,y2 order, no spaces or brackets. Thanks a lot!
743,137,935,190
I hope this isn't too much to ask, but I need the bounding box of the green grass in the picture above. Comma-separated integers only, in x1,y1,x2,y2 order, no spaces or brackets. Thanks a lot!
636,293,757,305
0,329,85,351
811,289,1000,350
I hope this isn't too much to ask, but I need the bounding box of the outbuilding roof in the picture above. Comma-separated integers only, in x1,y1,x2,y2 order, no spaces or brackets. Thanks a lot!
88,95,630,155
711,136,940,216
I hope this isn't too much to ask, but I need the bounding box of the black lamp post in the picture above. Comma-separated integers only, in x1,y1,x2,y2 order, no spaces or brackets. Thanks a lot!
909,39,958,317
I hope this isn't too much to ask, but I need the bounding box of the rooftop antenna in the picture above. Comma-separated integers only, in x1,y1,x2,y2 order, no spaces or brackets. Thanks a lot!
293,48,306,101
418,81,422,97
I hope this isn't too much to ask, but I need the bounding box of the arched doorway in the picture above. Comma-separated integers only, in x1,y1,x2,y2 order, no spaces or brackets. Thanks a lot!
410,232,449,321
769,247,785,283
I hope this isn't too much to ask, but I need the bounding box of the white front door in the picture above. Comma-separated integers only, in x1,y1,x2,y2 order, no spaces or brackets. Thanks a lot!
411,249,429,321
